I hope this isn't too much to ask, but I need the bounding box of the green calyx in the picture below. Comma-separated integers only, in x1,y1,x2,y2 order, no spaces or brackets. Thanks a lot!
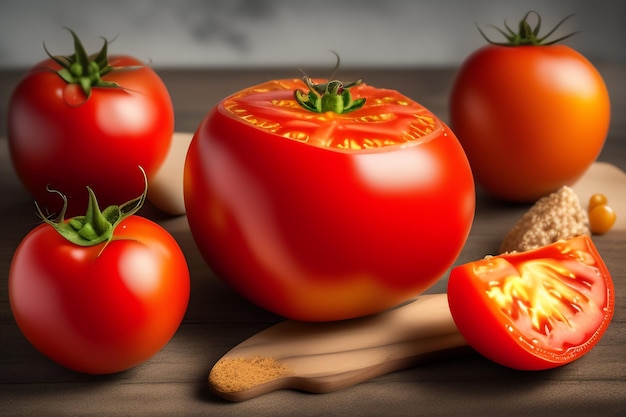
477,10,579,46
294,51,366,114
44,28,130,100
36,168,147,248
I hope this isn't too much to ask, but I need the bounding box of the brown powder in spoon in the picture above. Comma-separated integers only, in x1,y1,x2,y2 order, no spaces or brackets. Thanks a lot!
209,356,293,393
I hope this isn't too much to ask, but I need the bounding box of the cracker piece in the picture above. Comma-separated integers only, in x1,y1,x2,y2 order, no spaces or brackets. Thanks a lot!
500,186,590,253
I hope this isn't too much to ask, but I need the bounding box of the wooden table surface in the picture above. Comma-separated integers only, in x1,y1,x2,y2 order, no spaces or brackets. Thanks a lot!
1,66,625,416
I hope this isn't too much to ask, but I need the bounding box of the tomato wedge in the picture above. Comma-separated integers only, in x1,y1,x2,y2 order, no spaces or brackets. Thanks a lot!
447,236,614,370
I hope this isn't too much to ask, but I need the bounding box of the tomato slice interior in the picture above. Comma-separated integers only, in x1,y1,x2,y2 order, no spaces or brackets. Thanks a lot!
221,79,443,151
448,236,614,369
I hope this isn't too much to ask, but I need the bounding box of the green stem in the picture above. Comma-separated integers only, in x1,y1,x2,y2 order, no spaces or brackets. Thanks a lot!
36,167,147,248
44,27,135,101
294,51,366,114
477,10,579,46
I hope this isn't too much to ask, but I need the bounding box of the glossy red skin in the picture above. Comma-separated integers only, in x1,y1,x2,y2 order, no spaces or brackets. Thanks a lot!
185,79,475,321
447,236,614,370
9,216,190,374
450,45,610,202
8,56,174,216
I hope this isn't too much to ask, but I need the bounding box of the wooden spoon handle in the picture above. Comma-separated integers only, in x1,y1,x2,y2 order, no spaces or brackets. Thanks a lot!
209,293,468,401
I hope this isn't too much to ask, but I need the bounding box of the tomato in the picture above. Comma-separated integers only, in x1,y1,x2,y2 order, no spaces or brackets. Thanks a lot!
587,193,616,234
184,74,475,321
7,29,174,216
9,185,190,374
449,12,610,202
588,193,609,211
447,236,614,370
588,204,616,235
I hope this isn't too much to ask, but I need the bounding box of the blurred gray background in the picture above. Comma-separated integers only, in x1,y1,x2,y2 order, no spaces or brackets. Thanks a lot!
0,0,624,69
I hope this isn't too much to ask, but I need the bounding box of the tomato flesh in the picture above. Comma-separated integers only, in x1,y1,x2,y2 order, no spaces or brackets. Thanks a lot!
447,236,614,370
185,79,475,321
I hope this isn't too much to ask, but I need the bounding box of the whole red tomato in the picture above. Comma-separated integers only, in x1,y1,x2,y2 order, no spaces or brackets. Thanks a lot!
185,74,475,321
9,185,190,374
449,12,610,202
447,236,614,370
8,29,174,216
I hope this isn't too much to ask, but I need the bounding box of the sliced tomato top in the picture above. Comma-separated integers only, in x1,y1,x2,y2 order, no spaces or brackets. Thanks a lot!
448,236,614,370
219,79,443,151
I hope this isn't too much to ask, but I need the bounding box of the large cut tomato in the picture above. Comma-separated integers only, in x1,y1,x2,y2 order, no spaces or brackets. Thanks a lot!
8,29,174,216
185,75,475,321
447,236,614,370
449,12,610,202
9,186,190,374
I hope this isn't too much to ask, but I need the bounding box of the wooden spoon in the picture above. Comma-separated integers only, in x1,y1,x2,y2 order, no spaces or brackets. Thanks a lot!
208,293,469,401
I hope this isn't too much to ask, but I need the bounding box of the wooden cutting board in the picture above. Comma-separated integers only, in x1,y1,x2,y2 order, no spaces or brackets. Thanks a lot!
147,132,193,215
207,162,626,401
571,161,626,231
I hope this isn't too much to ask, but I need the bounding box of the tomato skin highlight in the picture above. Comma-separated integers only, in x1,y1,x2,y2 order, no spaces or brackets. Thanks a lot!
447,236,614,370
185,79,475,321
9,216,190,374
450,44,610,202
8,55,174,216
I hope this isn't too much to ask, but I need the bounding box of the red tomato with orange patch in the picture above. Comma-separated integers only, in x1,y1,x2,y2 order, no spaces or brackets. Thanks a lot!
185,76,475,321
449,12,610,202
